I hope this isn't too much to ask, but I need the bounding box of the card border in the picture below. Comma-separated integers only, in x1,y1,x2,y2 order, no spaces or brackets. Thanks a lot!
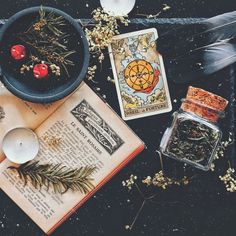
108,28,172,121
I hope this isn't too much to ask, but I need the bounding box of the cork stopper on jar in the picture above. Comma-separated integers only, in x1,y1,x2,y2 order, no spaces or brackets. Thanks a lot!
181,86,228,122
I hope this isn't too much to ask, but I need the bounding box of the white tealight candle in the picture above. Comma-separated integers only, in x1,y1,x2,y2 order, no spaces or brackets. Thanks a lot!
2,128,39,164
100,0,136,16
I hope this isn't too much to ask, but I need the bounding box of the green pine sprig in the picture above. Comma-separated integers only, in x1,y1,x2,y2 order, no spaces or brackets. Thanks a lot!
8,161,96,194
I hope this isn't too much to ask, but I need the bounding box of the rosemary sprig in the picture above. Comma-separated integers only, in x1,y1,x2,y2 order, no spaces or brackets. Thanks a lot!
18,6,76,77
8,161,96,194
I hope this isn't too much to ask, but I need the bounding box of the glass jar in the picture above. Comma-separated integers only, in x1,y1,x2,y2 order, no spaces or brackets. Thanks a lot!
160,86,228,171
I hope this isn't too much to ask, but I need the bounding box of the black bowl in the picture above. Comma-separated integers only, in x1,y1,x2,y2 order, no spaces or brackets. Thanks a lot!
0,6,89,103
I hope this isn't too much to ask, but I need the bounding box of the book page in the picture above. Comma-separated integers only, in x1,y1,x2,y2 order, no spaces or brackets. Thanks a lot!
0,82,144,234
0,82,66,162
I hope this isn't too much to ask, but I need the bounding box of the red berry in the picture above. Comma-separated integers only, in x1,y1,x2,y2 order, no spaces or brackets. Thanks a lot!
33,64,48,79
10,45,26,60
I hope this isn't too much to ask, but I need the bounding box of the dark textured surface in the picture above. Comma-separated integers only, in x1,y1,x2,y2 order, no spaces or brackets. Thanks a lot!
0,1,235,236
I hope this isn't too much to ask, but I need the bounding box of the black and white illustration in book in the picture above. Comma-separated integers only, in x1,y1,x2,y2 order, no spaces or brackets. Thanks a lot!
71,100,124,155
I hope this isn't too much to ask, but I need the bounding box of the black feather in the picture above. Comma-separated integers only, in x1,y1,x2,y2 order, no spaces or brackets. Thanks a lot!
157,11,236,83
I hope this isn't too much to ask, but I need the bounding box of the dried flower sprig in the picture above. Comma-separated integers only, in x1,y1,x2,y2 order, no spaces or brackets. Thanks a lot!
8,161,96,194
220,168,236,192
86,65,97,81
216,132,236,192
106,76,115,84
42,135,62,147
84,8,129,81
85,8,129,55
49,64,61,76
142,170,189,189
122,150,191,231
215,132,234,160
210,132,234,171
19,6,76,77
35,7,66,36
20,55,61,77
122,174,137,190
137,4,171,19
122,171,189,231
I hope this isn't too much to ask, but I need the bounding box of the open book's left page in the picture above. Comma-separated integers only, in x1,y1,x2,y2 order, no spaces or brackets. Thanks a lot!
0,82,66,162
0,82,144,234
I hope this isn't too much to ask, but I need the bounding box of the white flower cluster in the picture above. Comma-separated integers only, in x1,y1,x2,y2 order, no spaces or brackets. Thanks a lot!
84,8,130,81
139,4,171,19
42,135,61,147
20,64,32,74
219,168,236,192
210,132,234,172
106,76,115,84
85,8,129,57
215,132,234,160
122,174,137,190
125,225,131,230
50,64,61,76
86,65,97,81
142,170,189,190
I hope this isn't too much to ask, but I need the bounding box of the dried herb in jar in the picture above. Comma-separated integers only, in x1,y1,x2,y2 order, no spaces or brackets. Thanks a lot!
166,118,220,166
160,86,228,171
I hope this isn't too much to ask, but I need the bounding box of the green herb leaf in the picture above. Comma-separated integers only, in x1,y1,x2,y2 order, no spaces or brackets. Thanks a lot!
8,161,96,195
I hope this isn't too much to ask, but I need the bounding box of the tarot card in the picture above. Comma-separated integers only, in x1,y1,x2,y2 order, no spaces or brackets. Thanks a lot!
108,28,172,120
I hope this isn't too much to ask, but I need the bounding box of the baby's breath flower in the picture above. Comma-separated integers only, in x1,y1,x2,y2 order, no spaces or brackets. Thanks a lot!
122,174,137,190
142,176,152,186
42,135,62,146
50,64,61,76
85,7,129,63
20,64,30,74
143,171,189,189
210,163,215,172
98,53,105,63
138,4,171,19
107,76,115,84
86,65,97,81
213,132,234,161
163,4,171,11
220,168,236,192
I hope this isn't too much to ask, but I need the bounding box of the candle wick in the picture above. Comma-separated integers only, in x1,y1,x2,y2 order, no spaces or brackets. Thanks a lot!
20,142,23,146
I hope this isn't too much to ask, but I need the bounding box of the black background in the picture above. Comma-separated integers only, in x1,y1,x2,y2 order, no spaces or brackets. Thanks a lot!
0,1,236,236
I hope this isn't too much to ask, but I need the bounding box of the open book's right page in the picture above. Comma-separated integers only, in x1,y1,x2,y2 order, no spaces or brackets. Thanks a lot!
0,82,144,234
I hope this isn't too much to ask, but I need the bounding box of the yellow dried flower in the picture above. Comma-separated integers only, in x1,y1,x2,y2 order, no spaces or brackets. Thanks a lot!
122,174,137,190
86,65,97,81
85,8,129,59
43,135,62,147
142,170,189,189
220,168,236,192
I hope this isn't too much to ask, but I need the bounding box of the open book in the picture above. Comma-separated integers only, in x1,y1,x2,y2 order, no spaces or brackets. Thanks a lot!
0,81,144,234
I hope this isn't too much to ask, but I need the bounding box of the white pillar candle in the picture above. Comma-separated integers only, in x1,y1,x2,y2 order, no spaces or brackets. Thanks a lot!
100,0,136,16
2,128,39,164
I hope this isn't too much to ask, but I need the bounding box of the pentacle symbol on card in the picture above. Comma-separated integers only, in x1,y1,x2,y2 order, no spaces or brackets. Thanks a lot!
124,59,160,94
0,106,5,122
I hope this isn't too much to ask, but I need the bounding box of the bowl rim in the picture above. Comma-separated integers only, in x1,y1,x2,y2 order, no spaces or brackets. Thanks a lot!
0,6,90,103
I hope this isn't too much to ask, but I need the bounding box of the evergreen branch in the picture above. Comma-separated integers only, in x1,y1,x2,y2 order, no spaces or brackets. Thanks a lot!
8,161,96,195
18,7,76,77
